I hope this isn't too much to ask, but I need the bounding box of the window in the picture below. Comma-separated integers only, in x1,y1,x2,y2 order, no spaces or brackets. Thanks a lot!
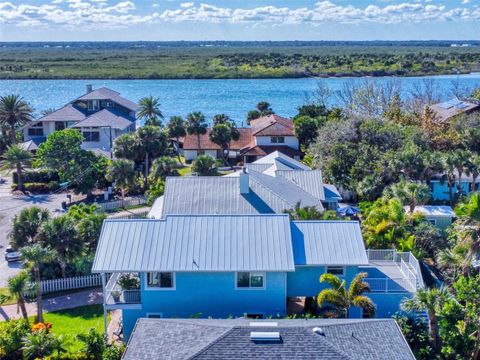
87,100,99,111
427,219,437,226
326,266,345,276
271,136,285,144
55,122,65,131
83,131,100,142
27,122,43,137
146,272,175,289
236,272,265,289
146,313,163,318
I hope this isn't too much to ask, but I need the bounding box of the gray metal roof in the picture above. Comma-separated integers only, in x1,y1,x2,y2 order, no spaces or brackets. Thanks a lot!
123,318,415,360
92,215,295,273
324,184,342,201
72,108,134,130
252,150,310,170
276,169,325,201
291,221,369,266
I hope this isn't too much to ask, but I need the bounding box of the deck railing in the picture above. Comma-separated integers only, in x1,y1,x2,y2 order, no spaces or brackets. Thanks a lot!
365,277,416,293
104,273,141,306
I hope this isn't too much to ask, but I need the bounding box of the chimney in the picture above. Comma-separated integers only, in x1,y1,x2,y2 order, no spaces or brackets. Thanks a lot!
239,167,249,194
86,84,93,93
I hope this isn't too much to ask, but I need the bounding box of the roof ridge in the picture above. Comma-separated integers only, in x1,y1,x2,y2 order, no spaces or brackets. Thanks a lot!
188,327,236,360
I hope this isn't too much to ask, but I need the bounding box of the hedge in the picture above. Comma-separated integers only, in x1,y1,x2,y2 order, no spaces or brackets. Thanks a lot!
12,170,59,184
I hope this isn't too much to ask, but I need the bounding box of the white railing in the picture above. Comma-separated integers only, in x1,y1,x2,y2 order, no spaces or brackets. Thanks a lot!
108,210,149,219
408,253,425,288
23,275,101,296
365,277,416,293
366,249,396,261
96,197,147,212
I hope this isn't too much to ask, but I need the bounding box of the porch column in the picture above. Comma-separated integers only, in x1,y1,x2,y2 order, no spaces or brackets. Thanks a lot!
101,273,107,337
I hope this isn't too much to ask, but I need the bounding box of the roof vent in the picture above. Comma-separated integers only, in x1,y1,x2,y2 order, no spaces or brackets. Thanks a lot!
312,327,325,336
250,332,281,342
249,322,278,327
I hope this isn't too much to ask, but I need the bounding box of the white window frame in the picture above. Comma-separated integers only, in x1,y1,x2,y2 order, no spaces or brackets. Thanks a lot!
144,272,176,291
82,129,100,142
27,122,44,137
427,219,437,226
235,272,266,290
146,313,163,318
326,266,345,277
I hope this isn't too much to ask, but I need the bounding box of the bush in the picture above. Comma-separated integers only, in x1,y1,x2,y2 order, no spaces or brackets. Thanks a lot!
192,155,217,176
48,181,60,191
13,170,59,184
0,319,30,360
23,182,51,194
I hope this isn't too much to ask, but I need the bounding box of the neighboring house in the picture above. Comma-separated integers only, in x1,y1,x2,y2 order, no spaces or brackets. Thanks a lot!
405,205,455,230
430,170,479,201
430,98,480,123
22,85,138,156
183,115,302,163
92,214,424,340
123,318,415,360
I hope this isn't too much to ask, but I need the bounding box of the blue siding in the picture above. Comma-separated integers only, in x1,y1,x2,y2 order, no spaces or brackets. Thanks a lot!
431,181,473,200
286,266,359,297
122,271,287,339
369,293,413,318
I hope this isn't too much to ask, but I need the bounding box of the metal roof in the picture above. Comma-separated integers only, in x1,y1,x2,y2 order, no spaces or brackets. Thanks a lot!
252,150,310,170
291,221,368,266
406,205,455,217
92,215,295,273
323,184,342,201
276,170,325,201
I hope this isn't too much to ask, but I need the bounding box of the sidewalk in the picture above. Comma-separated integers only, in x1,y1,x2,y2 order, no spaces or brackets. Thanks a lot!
0,288,103,321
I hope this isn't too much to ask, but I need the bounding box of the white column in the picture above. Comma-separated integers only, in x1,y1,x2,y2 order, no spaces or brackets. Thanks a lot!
101,273,108,337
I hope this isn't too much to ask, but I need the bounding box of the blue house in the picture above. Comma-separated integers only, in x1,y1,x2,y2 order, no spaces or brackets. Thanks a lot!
92,215,424,340
430,170,479,201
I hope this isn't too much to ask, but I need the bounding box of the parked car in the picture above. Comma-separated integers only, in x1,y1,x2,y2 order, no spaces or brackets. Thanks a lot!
5,246,21,262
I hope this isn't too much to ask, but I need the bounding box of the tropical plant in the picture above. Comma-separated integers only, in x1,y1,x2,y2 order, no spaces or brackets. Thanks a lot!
441,152,458,206
1,145,32,191
136,125,168,188
166,116,186,164
0,319,30,360
106,159,136,208
209,122,239,166
76,328,105,360
112,133,141,161
284,202,323,220
150,156,180,180
293,116,321,148
9,206,50,249
191,155,217,176
77,212,107,253
186,112,207,149
453,149,472,197
468,152,480,192
317,272,375,318
0,272,30,322
146,179,165,205
384,179,431,213
22,329,67,359
20,244,56,323
137,96,163,126
401,286,452,352
37,215,82,278
0,94,33,144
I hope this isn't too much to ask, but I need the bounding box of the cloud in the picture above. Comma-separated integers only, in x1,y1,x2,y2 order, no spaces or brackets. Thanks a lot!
0,0,478,30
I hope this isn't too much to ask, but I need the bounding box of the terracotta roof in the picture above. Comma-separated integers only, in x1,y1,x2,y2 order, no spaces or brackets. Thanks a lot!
183,128,252,150
250,114,294,136
241,145,302,158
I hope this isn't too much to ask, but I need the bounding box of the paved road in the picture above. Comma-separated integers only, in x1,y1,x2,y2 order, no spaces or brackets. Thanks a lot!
0,174,67,286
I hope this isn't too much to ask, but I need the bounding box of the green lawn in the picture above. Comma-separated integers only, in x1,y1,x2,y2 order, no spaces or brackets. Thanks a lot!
41,305,106,353
178,165,192,176
0,288,16,306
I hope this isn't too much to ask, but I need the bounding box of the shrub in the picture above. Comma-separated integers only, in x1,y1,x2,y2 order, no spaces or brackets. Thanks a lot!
13,170,59,184
0,319,30,360
192,155,217,176
23,182,51,194
48,180,60,191
118,273,140,290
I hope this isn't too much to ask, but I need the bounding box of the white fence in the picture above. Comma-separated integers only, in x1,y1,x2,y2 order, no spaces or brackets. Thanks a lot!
365,277,416,293
32,275,102,295
96,197,147,212
108,210,149,220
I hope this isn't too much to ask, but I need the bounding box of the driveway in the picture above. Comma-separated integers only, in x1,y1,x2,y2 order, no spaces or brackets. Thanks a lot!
0,173,67,286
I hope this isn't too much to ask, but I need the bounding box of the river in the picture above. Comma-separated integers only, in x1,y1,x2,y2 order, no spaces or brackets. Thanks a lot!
1,73,480,123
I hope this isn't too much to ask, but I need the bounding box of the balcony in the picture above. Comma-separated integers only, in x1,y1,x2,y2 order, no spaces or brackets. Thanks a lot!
362,249,424,293
104,273,142,310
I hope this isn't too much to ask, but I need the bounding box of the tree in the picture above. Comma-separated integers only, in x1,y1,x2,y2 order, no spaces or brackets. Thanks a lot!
293,116,320,148
137,125,168,188
212,114,232,126
76,328,105,360
113,133,141,161
468,153,480,193
384,180,431,213
186,112,207,150
1,145,32,191
77,212,107,253
441,152,458,206
38,215,82,278
246,110,261,123
137,96,163,126
10,207,50,249
0,271,30,323
317,272,375,318
150,156,180,180
246,101,274,124
284,202,323,220
401,287,452,352
295,103,328,119
209,122,239,166
453,149,472,197
0,94,33,145
21,244,56,323
192,155,217,176
22,330,66,359
166,116,186,164
106,159,136,208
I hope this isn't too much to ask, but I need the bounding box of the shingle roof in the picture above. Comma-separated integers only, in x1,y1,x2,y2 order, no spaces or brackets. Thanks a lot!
75,87,139,112
92,215,295,273
183,128,252,150
71,108,135,130
250,115,294,136
123,318,415,360
291,221,369,266
35,104,86,123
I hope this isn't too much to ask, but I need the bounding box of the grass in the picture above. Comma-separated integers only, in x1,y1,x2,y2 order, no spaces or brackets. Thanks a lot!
178,165,192,176
0,288,16,306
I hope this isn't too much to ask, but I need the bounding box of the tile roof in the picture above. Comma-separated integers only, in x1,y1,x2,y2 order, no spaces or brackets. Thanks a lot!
430,98,480,123
250,115,294,136
124,318,415,360
183,128,252,150
92,215,295,273
291,221,369,266
71,108,135,130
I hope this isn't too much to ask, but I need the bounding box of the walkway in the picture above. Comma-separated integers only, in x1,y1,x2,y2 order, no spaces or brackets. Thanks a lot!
0,288,103,321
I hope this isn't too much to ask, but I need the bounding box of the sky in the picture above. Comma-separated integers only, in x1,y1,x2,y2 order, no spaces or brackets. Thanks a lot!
0,0,478,41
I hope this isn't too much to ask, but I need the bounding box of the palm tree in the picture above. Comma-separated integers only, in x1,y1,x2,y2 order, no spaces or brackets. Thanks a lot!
38,215,82,278
136,126,167,188
468,153,480,193
441,152,457,206
150,156,180,180
166,116,186,165
1,145,32,191
186,112,207,150
284,202,323,220
191,155,217,176
0,271,30,323
10,206,50,249
385,179,431,213
453,149,472,198
21,244,56,323
0,94,33,144
209,123,240,166
106,159,135,208
317,272,375,318
421,151,445,185
137,96,163,126
401,287,451,352
22,330,67,359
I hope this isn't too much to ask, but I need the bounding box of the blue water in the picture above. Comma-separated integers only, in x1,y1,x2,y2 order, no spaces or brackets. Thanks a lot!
1,73,479,124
